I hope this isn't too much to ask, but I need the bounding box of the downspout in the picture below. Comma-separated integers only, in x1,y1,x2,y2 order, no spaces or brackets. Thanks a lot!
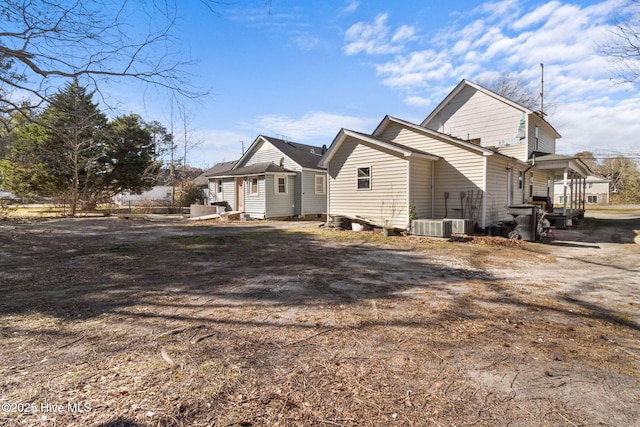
431,161,435,219
522,154,535,203
300,171,304,218
562,168,568,215
406,158,411,229
326,168,330,225
482,156,487,228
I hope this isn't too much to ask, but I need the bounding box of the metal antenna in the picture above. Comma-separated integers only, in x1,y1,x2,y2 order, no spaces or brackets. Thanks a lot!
539,63,544,116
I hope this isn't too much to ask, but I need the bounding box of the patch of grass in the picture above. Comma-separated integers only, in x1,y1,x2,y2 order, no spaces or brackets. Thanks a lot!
579,217,605,228
169,234,242,248
103,241,151,251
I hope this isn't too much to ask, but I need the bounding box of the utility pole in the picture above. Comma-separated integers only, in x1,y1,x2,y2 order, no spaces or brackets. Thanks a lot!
170,101,175,209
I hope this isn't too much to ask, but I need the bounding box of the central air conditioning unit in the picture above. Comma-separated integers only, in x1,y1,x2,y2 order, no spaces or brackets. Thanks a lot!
449,219,474,234
411,219,452,237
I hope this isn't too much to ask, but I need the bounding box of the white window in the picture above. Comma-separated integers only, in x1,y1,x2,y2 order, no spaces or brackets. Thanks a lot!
315,174,326,195
275,175,287,194
250,177,259,195
217,180,223,193
587,195,598,204
357,167,371,190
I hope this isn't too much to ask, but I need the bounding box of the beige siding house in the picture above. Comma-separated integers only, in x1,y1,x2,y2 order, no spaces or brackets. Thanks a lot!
324,129,438,228
322,79,590,231
422,80,560,162
323,117,530,229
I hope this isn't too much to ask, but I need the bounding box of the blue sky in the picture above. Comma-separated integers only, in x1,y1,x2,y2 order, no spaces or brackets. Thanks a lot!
115,0,640,168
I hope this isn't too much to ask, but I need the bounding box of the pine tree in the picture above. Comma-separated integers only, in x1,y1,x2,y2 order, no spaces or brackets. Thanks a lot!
1,80,160,214
102,114,159,198
40,79,108,215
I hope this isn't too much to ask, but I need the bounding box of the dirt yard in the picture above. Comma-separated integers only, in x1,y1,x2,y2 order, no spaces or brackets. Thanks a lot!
1,210,639,426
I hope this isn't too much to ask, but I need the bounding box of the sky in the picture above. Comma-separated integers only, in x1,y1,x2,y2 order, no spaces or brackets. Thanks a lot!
112,0,640,168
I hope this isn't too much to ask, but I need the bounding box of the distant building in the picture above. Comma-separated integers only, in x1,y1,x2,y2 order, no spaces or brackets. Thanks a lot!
554,175,610,206
114,167,203,206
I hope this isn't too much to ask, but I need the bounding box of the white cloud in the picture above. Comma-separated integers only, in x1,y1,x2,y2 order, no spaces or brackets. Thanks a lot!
391,25,417,43
404,96,433,108
343,1,359,14
351,0,624,93
343,13,417,55
188,129,252,167
476,0,520,21
342,0,640,156
511,1,561,31
290,32,321,52
554,97,640,155
375,50,456,88
255,111,378,143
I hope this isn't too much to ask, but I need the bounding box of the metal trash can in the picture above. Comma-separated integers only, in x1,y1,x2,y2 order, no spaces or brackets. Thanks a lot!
507,205,538,241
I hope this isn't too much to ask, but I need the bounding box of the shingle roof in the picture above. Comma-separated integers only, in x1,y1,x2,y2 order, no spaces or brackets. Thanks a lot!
207,162,296,177
194,160,237,185
259,136,326,169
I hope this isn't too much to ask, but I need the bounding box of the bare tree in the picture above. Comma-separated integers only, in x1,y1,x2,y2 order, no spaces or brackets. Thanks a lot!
476,72,539,111
0,1,215,125
600,2,640,84
176,100,203,170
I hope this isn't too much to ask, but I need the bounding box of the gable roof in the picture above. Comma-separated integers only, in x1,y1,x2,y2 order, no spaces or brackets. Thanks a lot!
194,160,237,185
236,135,326,170
374,115,498,157
320,128,439,167
206,162,296,177
421,79,561,139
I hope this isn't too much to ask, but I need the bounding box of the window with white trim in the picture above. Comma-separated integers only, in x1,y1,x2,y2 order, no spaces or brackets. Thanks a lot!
250,177,259,195
587,195,598,204
357,167,371,190
315,174,326,195
275,175,288,194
